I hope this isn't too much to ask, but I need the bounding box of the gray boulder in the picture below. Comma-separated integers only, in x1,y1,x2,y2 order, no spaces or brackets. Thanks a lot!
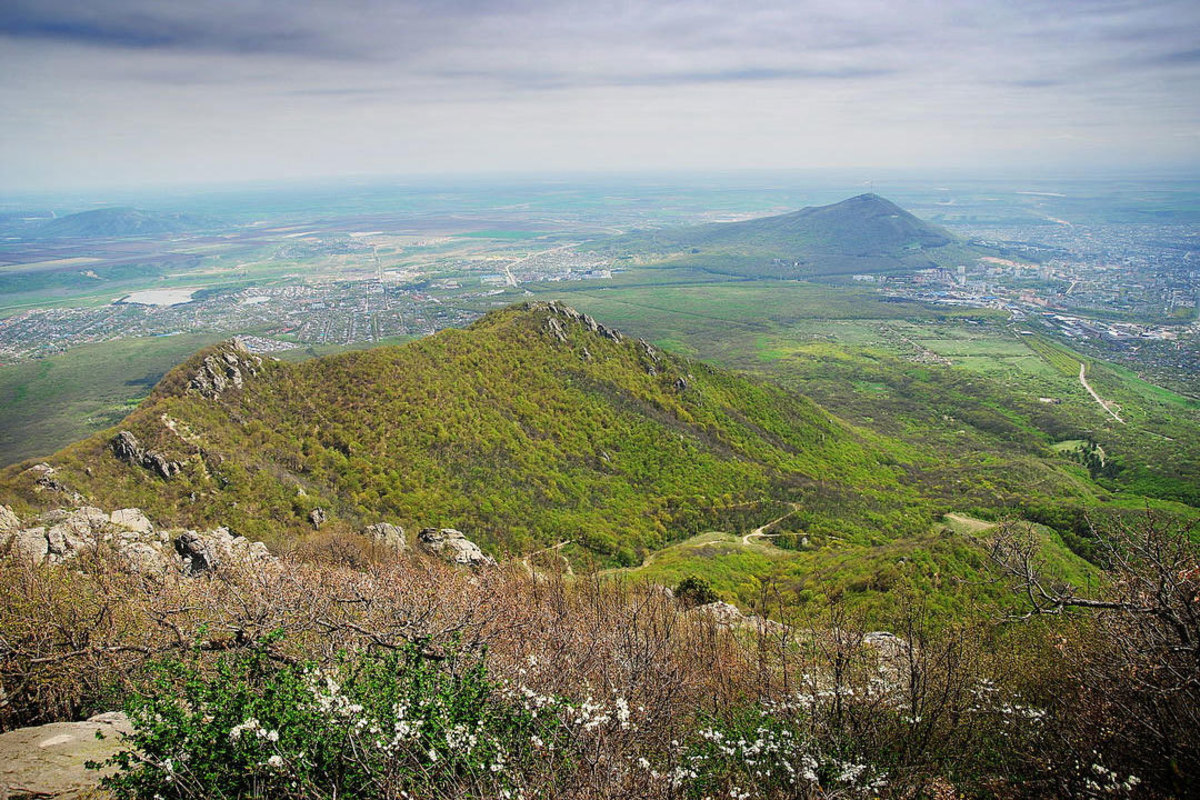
0,711,131,800
173,527,272,575
3,527,49,564
0,505,21,534
0,506,274,577
417,528,496,568
110,508,153,534
363,522,406,551
111,430,143,464
110,431,183,480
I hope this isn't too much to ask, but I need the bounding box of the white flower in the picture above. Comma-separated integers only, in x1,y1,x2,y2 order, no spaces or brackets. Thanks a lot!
266,755,285,770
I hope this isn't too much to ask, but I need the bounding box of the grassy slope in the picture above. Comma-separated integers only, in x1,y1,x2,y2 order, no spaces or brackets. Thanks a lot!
0,334,228,466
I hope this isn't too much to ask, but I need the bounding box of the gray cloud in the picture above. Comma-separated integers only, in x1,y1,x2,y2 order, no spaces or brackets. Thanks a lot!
1,0,1197,189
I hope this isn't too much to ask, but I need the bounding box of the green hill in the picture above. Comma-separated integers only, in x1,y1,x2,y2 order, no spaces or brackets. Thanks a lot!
607,193,983,278
0,302,917,561
35,207,215,239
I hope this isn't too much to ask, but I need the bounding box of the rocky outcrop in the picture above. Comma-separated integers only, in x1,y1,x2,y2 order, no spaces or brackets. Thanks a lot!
25,463,82,502
188,339,262,399
0,711,130,800
417,528,496,568
173,527,271,575
363,522,406,551
110,431,142,464
0,506,273,576
690,601,786,635
529,301,624,344
110,431,183,480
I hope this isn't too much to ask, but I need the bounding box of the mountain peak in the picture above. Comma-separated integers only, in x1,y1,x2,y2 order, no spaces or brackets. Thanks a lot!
607,193,963,277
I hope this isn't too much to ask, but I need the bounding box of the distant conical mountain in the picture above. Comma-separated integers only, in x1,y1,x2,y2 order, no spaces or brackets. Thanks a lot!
608,193,976,278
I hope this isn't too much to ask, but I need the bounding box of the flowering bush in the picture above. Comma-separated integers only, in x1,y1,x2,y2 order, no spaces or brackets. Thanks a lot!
97,643,574,800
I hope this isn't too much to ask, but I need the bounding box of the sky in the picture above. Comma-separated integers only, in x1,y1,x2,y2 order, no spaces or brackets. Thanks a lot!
1,0,1199,191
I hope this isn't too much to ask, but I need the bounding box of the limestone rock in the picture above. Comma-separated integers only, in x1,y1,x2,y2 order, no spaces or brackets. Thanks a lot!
0,711,131,800
417,528,496,568
110,431,183,480
363,522,406,551
174,529,216,574
528,301,625,344
142,450,183,480
0,506,273,577
690,601,786,635
0,505,21,534
189,340,262,399
172,527,271,575
111,430,143,464
25,463,80,501
544,316,568,343
110,508,153,534
4,528,49,564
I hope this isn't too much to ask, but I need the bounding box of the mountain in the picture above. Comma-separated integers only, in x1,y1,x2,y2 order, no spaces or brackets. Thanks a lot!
35,207,215,239
0,303,913,561
608,193,980,278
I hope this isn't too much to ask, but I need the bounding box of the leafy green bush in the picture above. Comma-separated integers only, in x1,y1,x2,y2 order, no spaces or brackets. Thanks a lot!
674,575,719,607
97,643,573,800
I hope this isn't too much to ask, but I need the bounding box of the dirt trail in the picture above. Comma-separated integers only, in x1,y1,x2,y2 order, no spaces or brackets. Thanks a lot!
1079,362,1125,424
741,509,795,545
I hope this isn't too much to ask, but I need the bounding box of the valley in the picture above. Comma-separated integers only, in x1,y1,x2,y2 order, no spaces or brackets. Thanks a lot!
2,179,1198,800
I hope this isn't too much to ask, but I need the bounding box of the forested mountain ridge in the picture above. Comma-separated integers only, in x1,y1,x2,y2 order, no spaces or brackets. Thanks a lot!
0,302,912,561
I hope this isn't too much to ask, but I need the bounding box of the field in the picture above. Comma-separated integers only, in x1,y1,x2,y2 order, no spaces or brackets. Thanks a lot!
0,334,226,465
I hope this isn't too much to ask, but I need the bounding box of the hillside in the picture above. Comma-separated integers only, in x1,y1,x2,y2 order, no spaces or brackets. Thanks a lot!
607,193,982,278
0,302,917,561
35,207,214,238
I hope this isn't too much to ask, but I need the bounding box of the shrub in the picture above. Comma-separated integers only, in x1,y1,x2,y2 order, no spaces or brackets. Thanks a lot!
98,644,575,800
674,575,719,607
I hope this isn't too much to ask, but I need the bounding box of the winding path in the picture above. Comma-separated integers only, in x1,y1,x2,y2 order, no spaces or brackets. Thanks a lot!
1078,362,1125,424
741,509,795,545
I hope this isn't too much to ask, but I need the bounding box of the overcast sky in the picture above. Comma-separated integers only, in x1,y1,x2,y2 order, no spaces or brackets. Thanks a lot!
1,0,1198,190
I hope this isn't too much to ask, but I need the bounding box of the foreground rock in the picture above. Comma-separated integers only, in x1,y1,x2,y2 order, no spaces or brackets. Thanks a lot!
417,528,496,568
0,711,130,800
0,505,274,576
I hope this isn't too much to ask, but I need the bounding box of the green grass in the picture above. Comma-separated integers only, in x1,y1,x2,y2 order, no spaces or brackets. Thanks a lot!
0,334,227,466
1022,335,1083,377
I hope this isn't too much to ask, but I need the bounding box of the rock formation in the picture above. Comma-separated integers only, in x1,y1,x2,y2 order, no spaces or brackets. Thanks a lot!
363,522,406,551
0,505,273,576
188,339,262,399
529,301,623,344
110,430,183,479
416,528,496,568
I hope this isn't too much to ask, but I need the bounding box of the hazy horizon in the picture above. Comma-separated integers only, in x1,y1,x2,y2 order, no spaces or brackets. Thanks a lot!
3,0,1199,192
